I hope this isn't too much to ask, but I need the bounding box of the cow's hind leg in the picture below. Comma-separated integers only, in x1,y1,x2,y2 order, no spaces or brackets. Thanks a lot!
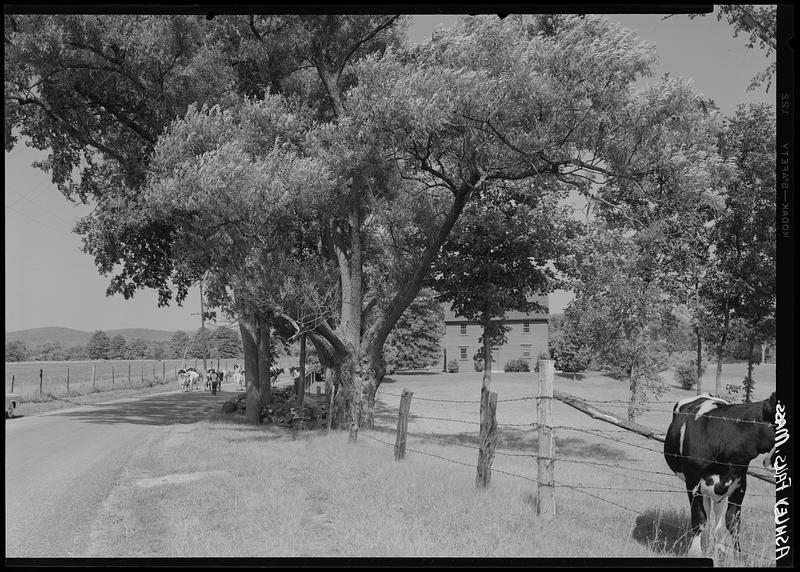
686,482,708,557
725,475,746,553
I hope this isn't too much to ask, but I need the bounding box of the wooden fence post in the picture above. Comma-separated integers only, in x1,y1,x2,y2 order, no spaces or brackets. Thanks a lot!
128,362,131,386
394,389,414,461
163,362,166,382
39,368,43,401
141,366,144,384
152,363,155,380
92,365,96,391
535,359,556,517
327,382,335,434
476,390,498,488
112,365,115,385
11,375,15,393
66,367,70,395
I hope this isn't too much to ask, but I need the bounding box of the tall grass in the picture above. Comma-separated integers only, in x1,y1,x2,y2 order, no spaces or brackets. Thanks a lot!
89,424,662,558
81,366,775,563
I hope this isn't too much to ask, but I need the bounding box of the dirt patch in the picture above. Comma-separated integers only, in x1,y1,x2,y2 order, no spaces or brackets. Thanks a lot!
133,470,229,489
296,492,341,557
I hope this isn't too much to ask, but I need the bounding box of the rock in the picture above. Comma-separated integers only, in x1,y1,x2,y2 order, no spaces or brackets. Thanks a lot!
221,401,238,414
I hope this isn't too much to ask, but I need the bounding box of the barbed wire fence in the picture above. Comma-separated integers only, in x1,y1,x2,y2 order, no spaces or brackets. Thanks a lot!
4,358,259,402
370,362,775,564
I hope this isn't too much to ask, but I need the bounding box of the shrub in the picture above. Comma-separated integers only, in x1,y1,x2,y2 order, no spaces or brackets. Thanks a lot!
504,358,530,372
674,358,706,390
550,337,591,372
447,359,460,373
473,359,485,372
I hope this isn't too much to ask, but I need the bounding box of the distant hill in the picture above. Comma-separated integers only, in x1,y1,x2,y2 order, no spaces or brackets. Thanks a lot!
107,328,178,343
6,327,179,348
6,327,92,348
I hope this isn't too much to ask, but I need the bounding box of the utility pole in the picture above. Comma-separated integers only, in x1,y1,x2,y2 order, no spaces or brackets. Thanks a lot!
192,278,208,373
200,279,207,373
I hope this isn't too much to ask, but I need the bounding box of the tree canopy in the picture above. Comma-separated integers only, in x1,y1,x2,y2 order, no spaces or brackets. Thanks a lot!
6,13,758,429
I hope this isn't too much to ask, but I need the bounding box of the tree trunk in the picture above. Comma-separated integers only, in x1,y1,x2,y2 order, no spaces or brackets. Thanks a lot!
627,365,637,422
482,314,492,393
360,173,481,422
745,337,756,403
715,299,730,395
693,327,703,395
239,319,262,425
257,318,273,409
296,333,306,407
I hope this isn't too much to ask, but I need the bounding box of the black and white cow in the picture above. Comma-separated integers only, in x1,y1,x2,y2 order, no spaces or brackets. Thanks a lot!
177,368,193,392
664,392,776,558
185,367,201,391
205,369,223,394
270,366,285,384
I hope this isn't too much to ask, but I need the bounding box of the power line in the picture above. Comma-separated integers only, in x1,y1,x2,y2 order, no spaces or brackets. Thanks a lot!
5,204,69,235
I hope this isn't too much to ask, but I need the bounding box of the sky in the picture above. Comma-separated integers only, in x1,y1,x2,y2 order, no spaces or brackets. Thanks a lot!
4,9,777,333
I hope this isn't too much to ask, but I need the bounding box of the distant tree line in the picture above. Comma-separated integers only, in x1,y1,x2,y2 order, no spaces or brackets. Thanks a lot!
5,327,245,362
6,295,448,367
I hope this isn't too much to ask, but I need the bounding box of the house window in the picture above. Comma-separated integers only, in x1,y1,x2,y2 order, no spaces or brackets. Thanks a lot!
521,344,532,358
460,324,467,335
523,322,530,333
460,347,468,360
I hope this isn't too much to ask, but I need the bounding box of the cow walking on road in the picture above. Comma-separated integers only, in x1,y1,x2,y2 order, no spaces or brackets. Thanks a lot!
205,369,223,395
232,364,244,389
664,392,776,559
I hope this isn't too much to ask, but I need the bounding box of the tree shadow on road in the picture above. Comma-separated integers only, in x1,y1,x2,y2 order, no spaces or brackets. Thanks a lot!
50,390,228,426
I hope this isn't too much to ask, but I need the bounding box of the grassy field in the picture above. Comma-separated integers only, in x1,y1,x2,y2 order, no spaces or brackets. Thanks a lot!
77,361,775,563
4,357,299,403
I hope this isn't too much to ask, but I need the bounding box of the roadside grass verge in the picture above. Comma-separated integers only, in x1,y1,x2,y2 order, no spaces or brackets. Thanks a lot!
80,364,774,563
91,420,658,558
88,415,765,562
8,381,178,417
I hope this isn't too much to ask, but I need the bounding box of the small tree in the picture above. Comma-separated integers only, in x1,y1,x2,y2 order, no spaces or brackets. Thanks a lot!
87,330,110,360
549,328,593,373
148,341,166,360
169,331,190,360
126,338,150,360
5,341,30,362
67,344,89,361
108,335,128,360
39,341,67,361
212,327,243,358
188,328,210,360
429,182,577,393
564,231,668,421
384,289,445,372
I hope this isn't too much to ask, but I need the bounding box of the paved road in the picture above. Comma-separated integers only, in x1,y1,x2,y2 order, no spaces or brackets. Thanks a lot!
5,385,235,557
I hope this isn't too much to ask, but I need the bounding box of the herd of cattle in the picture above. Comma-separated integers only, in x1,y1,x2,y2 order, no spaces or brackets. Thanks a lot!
176,364,293,393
